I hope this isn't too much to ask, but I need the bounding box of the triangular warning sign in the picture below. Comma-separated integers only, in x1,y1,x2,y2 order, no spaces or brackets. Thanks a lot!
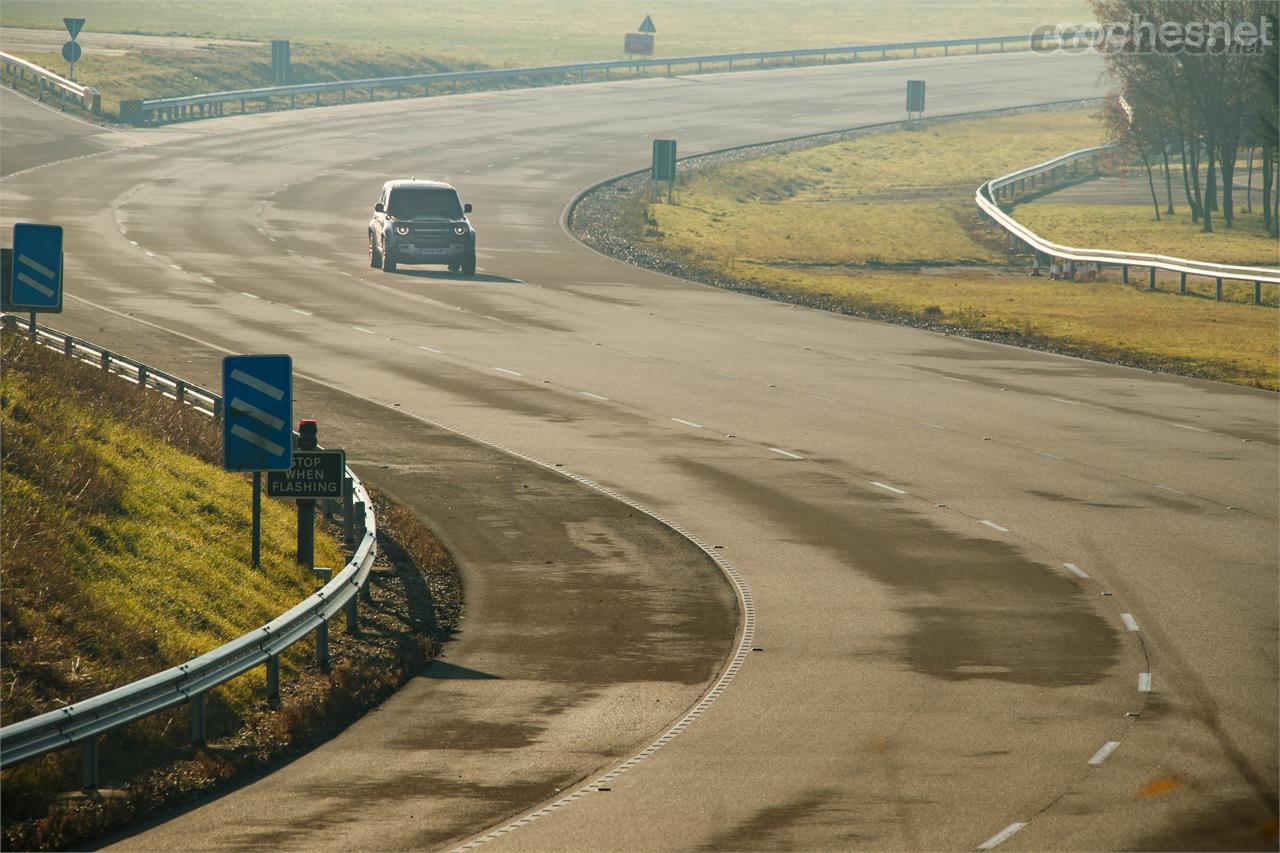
638,15,656,33
64,18,86,39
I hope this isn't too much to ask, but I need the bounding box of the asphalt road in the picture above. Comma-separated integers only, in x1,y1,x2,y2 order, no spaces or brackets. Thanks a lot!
2,49,1276,852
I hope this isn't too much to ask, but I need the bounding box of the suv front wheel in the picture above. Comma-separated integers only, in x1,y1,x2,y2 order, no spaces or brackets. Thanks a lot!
380,238,397,272
461,247,476,276
369,232,381,268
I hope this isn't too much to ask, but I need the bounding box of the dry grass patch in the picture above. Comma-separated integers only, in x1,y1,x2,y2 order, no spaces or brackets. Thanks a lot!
1015,203,1279,267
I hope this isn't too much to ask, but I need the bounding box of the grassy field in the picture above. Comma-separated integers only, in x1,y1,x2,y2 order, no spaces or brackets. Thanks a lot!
649,110,1105,267
2,1,1089,63
631,108,1279,389
1016,203,1279,266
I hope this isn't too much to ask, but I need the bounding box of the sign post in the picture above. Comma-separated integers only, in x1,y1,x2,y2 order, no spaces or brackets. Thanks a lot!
906,80,926,119
63,18,85,82
652,139,677,204
222,355,293,568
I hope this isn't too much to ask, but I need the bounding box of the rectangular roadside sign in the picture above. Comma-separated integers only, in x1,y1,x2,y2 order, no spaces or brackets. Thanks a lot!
267,449,345,500
222,354,293,472
4,224,64,313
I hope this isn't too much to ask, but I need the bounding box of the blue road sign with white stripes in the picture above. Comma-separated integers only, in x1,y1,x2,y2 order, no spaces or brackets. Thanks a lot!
222,355,293,471
10,224,63,312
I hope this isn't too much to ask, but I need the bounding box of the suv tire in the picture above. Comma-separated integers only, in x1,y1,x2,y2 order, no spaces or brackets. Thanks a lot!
369,233,381,268
381,242,397,272
461,248,476,277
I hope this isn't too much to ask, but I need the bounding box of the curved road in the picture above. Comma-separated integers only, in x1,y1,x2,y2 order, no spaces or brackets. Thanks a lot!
3,50,1277,851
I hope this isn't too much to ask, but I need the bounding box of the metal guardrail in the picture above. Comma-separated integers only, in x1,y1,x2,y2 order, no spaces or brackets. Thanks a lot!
0,51,100,113
119,34,1036,126
0,316,379,789
977,144,1280,301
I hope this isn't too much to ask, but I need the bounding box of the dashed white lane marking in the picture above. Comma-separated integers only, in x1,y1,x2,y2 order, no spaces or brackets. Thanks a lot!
978,822,1027,850
494,367,522,376
626,351,647,358
811,394,837,403
418,345,444,354
980,520,1009,533
1034,450,1062,460
1172,423,1209,433
1063,562,1090,579
671,418,704,429
1087,741,1121,765
1157,484,1188,495
1138,672,1153,692
200,276,215,284
941,376,970,383
1051,397,1084,406
352,326,375,334
915,420,945,430
580,391,609,401
169,264,183,271
240,292,259,299
768,447,803,459
869,481,906,495
291,308,313,316
1120,613,1140,632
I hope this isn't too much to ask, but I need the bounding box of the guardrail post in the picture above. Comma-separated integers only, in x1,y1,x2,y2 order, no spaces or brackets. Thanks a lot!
137,365,148,388
343,475,354,547
1122,264,1129,284
1179,272,1187,294
64,336,74,356
1067,260,1076,281
315,620,330,671
354,500,366,542
213,396,223,422
1030,254,1042,276
81,738,99,791
190,693,206,745
1148,268,1156,291
176,380,187,405
944,45,949,56
101,350,111,372
1255,281,1262,305
1215,277,1223,300
345,594,359,635
266,655,280,708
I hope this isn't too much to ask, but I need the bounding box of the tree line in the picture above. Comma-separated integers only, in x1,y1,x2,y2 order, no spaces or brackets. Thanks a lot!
1091,0,1279,236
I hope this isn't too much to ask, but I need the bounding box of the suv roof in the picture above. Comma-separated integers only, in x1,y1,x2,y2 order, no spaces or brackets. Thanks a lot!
383,179,455,191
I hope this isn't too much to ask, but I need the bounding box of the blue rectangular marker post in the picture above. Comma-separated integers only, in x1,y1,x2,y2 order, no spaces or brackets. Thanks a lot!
223,354,293,569
8,223,64,313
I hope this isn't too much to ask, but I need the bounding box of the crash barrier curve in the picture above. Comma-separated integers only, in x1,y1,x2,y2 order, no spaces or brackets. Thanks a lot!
0,51,101,113
977,144,1280,303
118,33,1038,126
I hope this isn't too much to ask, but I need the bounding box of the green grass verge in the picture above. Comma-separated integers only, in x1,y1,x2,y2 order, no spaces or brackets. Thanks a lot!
1,332,342,786
648,110,1105,267
630,108,1278,389
1015,203,1279,266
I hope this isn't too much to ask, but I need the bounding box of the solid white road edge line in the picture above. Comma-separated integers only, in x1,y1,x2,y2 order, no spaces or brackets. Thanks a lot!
494,367,522,376
980,520,1009,533
1063,562,1090,579
1120,613,1140,631
672,418,704,429
768,447,803,459
869,481,906,495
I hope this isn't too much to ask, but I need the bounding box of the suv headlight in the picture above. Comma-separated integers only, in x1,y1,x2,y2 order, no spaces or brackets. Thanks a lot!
453,226,467,236
395,224,410,236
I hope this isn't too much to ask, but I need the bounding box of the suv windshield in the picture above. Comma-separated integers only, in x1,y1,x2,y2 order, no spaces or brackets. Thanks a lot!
387,187,463,219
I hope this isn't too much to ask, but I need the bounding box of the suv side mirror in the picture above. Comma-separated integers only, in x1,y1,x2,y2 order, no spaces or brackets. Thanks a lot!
374,202,384,213
463,203,473,213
